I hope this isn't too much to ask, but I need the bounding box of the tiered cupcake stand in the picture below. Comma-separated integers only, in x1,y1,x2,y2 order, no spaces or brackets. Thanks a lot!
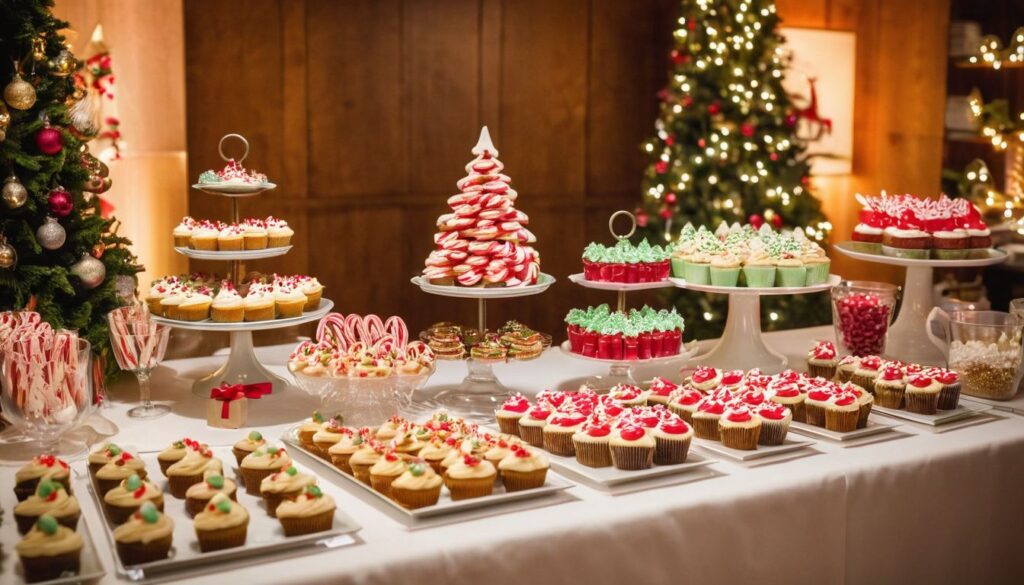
410,273,555,420
560,211,698,388
834,242,1008,365
153,134,334,396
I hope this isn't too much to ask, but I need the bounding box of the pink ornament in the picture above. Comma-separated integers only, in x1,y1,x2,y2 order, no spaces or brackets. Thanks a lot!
741,122,755,137
665,192,677,204
748,213,764,229
36,126,63,155
636,210,649,228
47,187,73,217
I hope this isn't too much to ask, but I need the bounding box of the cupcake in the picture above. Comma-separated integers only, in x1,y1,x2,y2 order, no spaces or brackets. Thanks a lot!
905,374,942,415
691,397,727,440
824,391,860,432
232,430,267,467
767,380,806,423
173,216,196,247
497,445,550,491
882,225,932,259
296,276,324,311
571,417,614,467
177,289,213,322
609,425,655,470
646,377,679,406
374,416,403,442
273,283,307,318
495,393,530,435
851,221,883,254
932,228,970,259
873,363,906,409
166,447,221,498
95,452,148,495
103,474,164,525
328,431,368,474
276,485,336,536
667,387,704,422
17,515,83,583
483,436,516,473
742,247,776,288
542,412,587,456
369,451,407,498
851,384,874,428
444,455,497,500
688,366,722,393
683,244,714,285
297,411,326,449
112,502,174,565
806,341,838,380
967,223,992,257
239,446,290,495
88,443,123,477
394,426,428,457
241,218,269,250
609,384,648,407
851,355,882,392
390,461,443,509
211,284,245,323
14,480,81,535
15,454,71,502
803,387,832,427
518,403,553,447
217,224,244,251
265,217,294,248
755,402,792,446
718,406,761,450
836,355,859,383
312,417,351,457
931,368,962,410
157,439,196,476
348,442,384,485
159,285,188,320
802,253,831,285
261,465,317,516
194,493,249,552
243,284,276,321
652,416,693,465
719,369,745,393
709,251,742,287
185,472,237,517
189,221,220,251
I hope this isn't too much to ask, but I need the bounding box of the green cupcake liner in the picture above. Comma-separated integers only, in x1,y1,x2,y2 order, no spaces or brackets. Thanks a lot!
931,249,968,260
804,261,831,285
683,261,711,285
775,266,807,287
742,266,776,288
709,266,740,287
670,257,687,278
881,245,929,259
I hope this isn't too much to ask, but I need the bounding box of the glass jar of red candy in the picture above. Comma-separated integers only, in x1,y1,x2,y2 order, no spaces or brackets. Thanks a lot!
831,281,899,357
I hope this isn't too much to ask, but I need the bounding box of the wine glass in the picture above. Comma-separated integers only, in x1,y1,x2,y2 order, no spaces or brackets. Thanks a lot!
108,305,171,419
0,337,93,458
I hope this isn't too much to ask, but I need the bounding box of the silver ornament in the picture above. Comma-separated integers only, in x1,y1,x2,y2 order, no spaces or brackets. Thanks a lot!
36,216,66,250
70,252,106,288
0,236,15,269
3,174,27,209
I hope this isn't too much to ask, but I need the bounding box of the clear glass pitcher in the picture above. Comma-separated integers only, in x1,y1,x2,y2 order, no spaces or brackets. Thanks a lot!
926,308,1024,400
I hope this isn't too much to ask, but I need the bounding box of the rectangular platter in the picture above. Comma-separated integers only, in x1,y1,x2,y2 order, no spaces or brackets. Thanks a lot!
871,401,990,427
692,436,814,462
789,418,897,442
0,477,106,585
282,426,573,520
82,446,361,582
543,449,716,487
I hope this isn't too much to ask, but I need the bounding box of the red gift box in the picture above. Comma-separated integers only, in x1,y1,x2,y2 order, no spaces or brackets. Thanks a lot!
623,336,639,360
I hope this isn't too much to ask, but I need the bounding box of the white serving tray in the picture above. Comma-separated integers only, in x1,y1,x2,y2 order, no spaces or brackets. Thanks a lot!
411,273,556,299
693,436,813,462
543,449,716,487
567,273,672,291
173,246,292,260
871,401,991,427
152,298,333,332
282,427,572,520
191,182,276,196
0,482,106,585
82,446,361,582
667,273,841,296
833,242,1008,268
789,418,897,442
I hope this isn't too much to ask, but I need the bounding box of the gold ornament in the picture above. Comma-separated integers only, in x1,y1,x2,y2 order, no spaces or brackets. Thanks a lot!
91,243,104,258
0,235,16,269
65,74,87,106
4,73,36,110
83,173,112,194
2,174,28,209
31,36,47,62
0,101,9,141
48,49,76,78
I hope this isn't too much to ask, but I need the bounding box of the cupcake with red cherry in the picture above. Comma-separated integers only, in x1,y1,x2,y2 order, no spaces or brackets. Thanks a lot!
609,424,655,470
803,385,834,427
542,411,587,456
609,384,647,407
497,444,549,491
691,395,728,440
767,379,806,423
719,370,745,393
518,402,553,447
667,387,704,422
688,366,722,393
806,340,839,380
718,405,762,450
928,368,962,410
905,373,942,414
873,363,906,409
755,401,791,446
652,415,693,464
571,416,614,467
647,377,679,406
495,393,531,435
824,390,860,432
851,355,882,392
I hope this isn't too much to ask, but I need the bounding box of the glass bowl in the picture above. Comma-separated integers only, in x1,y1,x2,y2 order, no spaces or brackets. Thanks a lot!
291,367,435,427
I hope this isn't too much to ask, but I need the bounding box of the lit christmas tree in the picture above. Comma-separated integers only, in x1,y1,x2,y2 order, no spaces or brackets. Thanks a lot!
637,0,832,338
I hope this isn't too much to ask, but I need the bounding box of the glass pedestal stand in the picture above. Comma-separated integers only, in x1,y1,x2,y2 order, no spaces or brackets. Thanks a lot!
410,275,556,421
834,243,1009,366
668,274,842,374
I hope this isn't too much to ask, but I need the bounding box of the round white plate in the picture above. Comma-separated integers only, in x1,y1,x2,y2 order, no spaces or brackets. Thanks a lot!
667,273,840,296
173,246,292,260
834,242,1008,268
152,298,333,331
558,339,698,365
191,182,277,196
567,273,672,291
411,273,556,299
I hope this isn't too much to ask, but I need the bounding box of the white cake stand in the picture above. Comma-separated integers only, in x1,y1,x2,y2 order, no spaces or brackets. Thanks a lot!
410,274,555,420
559,340,698,388
668,274,842,373
155,300,334,397
834,242,1009,365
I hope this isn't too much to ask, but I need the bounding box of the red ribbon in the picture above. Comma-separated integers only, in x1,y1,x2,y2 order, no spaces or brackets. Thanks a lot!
210,382,272,419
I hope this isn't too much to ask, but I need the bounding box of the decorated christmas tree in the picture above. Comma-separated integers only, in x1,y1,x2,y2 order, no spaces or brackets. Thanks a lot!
0,0,139,381
637,0,832,338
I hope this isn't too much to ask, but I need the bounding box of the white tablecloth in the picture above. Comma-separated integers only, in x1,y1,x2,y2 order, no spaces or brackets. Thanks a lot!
3,326,1024,585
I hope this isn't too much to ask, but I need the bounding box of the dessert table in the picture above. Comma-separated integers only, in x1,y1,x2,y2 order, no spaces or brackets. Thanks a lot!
3,326,1024,585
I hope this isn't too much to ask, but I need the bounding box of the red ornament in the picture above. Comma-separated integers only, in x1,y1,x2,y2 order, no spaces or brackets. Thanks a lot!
771,213,783,228
707,102,721,115
748,214,764,229
36,126,63,155
784,113,798,127
769,153,779,161
655,161,669,174
687,20,696,31
665,192,677,204
682,96,693,108
635,210,649,228
659,207,673,219
697,138,706,148
670,50,688,65
801,175,811,186
665,135,676,146
741,122,755,137
48,187,73,217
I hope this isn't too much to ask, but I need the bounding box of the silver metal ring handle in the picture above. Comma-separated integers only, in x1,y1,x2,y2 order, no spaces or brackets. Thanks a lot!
218,134,250,163
608,210,636,241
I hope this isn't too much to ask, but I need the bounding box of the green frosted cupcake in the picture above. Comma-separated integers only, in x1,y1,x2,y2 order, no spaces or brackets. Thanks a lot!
709,254,741,287
775,259,807,287
683,259,711,285
803,257,830,285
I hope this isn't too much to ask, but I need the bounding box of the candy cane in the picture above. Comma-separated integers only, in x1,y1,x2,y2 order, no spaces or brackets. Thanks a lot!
384,316,409,350
363,314,385,344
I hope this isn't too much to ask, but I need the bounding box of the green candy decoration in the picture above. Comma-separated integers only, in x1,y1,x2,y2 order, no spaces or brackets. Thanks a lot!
409,463,425,477
285,466,298,476
126,474,142,491
139,502,159,523
216,498,232,514
306,485,323,498
248,430,263,441
173,440,185,449
108,444,122,456
37,515,59,535
266,446,279,455
36,479,56,498
206,474,225,489
312,411,324,423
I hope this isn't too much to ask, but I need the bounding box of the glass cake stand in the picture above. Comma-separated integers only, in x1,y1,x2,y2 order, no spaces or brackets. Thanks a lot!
834,242,1008,365
410,274,555,421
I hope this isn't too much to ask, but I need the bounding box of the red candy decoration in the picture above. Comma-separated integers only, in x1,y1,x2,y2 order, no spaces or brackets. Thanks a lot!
618,425,646,441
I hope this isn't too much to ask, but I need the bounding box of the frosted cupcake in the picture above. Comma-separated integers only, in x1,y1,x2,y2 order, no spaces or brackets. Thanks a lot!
241,218,269,250
767,380,805,422
851,355,882,391
905,374,942,414
368,451,407,498
243,283,276,321
15,454,71,502
542,412,587,456
497,444,549,491
873,363,906,408
185,472,237,517
260,465,317,516
718,405,761,450
276,485,335,536
14,480,81,535
17,515,84,582
173,216,196,247
190,221,221,251
609,424,655,470
390,461,443,509
709,251,741,287
112,502,173,564
265,217,293,248
194,493,249,552
495,393,530,435
742,245,776,288
167,447,222,498
239,446,290,495
444,455,497,500
755,402,791,446
652,416,693,464
95,452,148,495
517,403,553,447
159,284,188,320
328,431,367,474
211,283,244,323
824,391,860,432
177,289,213,322
836,355,859,383
103,474,164,525
232,431,267,466
273,283,307,318
296,276,324,311
806,340,838,379
667,387,703,422
571,417,613,467
647,377,679,406
217,224,244,251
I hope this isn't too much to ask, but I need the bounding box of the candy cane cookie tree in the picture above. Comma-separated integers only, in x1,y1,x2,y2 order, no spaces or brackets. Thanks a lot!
412,127,555,421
